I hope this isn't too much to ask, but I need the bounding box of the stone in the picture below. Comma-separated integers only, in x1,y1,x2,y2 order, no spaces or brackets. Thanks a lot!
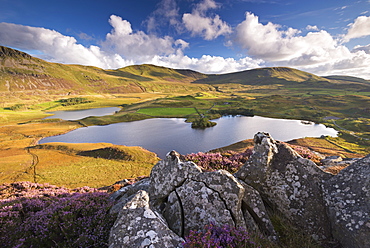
321,156,343,165
323,154,370,248
235,132,333,241
194,170,246,228
238,180,278,241
109,190,184,248
175,179,235,236
108,135,370,248
149,150,202,202
109,177,151,215
162,191,183,236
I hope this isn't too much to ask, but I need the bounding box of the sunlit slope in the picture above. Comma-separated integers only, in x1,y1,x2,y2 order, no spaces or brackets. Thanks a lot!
1,46,369,94
191,67,326,84
0,46,210,94
193,67,370,92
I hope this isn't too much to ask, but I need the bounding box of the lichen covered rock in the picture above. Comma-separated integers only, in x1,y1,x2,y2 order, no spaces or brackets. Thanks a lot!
149,150,202,201
109,190,183,248
109,149,276,247
235,132,333,241
108,134,369,248
323,155,370,248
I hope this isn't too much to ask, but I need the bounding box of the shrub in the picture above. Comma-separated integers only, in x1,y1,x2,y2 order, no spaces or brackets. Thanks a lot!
286,143,323,165
0,182,116,248
185,149,253,173
59,97,92,106
191,117,217,129
9,103,27,111
183,223,261,248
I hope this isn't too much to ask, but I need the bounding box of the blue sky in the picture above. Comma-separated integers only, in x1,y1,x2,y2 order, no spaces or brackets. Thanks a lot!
0,0,370,78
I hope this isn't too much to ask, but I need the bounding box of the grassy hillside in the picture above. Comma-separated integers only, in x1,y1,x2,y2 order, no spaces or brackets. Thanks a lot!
324,75,370,85
193,67,328,84
2,46,370,97
0,46,211,96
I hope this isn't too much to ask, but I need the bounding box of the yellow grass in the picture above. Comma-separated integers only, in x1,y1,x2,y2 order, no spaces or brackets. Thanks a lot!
30,144,158,188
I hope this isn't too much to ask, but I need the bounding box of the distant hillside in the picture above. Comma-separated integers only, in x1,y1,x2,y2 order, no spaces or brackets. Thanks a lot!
324,75,370,85
192,67,329,85
1,46,369,95
0,46,210,94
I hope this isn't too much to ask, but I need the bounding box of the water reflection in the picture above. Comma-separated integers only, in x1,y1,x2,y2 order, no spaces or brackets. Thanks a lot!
44,107,121,120
39,116,337,158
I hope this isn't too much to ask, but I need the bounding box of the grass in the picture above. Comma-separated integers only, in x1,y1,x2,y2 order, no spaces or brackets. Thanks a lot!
1,91,368,177
0,68,369,188
270,212,322,248
4,142,159,188
137,107,197,116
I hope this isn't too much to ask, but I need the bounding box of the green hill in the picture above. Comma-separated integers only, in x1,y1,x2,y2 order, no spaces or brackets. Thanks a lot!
324,75,370,85
1,45,370,95
0,46,210,95
192,67,328,85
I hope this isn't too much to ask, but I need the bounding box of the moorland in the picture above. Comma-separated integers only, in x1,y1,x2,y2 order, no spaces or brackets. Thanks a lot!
1,45,369,188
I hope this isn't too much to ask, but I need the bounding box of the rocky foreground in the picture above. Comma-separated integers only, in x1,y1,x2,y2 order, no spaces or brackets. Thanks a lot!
108,132,369,248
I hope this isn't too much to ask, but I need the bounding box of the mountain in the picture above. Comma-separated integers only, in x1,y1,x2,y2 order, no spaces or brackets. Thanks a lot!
1,46,369,95
0,46,209,94
193,66,330,85
324,75,370,85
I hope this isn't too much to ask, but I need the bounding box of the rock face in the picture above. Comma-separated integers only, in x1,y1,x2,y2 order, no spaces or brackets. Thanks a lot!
109,190,184,248
109,149,277,247
235,132,333,241
109,132,369,248
323,155,370,248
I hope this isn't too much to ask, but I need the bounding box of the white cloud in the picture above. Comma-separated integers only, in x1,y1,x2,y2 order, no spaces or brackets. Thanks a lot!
343,15,370,42
235,12,313,61
1,11,369,79
149,52,264,74
103,15,188,61
306,25,319,31
0,17,262,74
182,0,231,40
0,22,126,69
234,12,350,64
297,50,370,78
352,44,370,54
233,12,370,78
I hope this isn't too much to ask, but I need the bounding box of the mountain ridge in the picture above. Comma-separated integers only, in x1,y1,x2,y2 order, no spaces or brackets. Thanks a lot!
1,46,369,94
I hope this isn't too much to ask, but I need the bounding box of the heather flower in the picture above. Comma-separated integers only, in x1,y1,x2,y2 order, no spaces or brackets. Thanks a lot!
183,223,261,248
185,148,253,173
0,182,116,248
285,143,323,165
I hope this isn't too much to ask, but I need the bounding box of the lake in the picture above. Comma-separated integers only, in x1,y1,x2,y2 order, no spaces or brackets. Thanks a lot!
39,109,338,158
44,107,121,120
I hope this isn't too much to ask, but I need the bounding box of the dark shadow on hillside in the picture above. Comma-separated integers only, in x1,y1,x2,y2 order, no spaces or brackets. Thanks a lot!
77,147,134,161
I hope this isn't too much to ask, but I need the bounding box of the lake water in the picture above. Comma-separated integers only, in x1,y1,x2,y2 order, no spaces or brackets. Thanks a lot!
44,107,121,120
39,113,338,158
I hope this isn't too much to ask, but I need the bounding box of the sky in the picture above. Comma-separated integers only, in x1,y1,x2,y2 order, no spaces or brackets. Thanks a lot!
0,0,370,79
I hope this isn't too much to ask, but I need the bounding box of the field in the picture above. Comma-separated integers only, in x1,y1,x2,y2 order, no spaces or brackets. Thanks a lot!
1,93,368,183
1,88,369,188
137,107,197,116
1,54,370,188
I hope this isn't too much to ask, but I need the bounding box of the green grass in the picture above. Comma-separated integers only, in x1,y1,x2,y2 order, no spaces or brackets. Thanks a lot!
36,157,155,188
137,107,197,116
12,143,160,188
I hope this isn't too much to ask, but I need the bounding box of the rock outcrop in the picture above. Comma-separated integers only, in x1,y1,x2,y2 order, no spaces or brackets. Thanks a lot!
323,155,370,248
235,132,333,241
109,132,369,248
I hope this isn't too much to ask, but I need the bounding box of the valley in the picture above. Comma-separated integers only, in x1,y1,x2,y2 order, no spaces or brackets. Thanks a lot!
0,46,369,188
